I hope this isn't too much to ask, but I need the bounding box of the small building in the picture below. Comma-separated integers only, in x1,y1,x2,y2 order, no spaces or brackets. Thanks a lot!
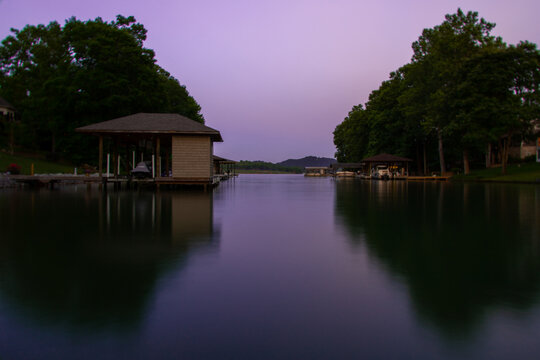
537,137,540,163
76,113,223,185
330,154,413,177
361,153,412,176
213,155,237,176
0,96,16,117
0,96,17,154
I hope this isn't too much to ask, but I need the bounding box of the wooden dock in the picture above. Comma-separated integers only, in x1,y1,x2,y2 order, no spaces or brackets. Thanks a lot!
6,174,233,190
8,175,103,187
406,176,452,181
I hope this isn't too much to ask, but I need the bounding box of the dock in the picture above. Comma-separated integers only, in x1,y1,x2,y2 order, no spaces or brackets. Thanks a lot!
6,174,234,190
406,176,452,181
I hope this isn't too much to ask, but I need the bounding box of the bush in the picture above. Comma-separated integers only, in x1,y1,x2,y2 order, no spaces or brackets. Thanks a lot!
7,163,21,174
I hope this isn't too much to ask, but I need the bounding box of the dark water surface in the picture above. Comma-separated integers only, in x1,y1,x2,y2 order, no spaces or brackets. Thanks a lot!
1,175,539,359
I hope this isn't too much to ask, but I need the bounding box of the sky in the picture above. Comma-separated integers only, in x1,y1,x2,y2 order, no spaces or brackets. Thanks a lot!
1,0,539,162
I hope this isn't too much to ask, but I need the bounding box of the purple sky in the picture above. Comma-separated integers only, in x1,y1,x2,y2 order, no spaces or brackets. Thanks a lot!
1,0,539,162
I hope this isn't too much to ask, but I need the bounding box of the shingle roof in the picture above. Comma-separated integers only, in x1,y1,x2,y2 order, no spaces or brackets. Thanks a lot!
76,113,223,142
213,155,236,163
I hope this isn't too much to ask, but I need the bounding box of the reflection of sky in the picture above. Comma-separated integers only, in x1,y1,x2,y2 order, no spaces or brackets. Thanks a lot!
1,0,540,161
1,179,540,359
143,175,426,359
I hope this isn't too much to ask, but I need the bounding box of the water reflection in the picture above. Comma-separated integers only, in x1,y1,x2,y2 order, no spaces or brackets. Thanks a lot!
334,180,540,338
0,188,219,331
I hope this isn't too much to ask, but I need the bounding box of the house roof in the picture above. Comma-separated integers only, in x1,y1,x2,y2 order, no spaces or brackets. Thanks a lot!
0,96,15,111
362,153,412,163
76,113,223,142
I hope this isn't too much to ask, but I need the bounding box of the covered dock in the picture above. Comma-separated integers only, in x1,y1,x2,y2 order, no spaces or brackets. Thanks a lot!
362,153,412,177
213,155,237,178
76,113,225,187
330,154,420,179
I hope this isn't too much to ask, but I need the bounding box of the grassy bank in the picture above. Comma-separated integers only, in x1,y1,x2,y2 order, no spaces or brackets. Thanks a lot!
0,152,74,175
452,162,540,183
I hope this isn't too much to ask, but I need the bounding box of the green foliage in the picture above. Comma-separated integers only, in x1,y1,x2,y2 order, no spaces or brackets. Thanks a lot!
333,8,540,174
333,105,370,162
0,15,204,165
236,160,302,173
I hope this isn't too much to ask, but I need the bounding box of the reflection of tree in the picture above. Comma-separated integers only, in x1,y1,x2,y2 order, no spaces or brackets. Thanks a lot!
0,189,218,331
335,180,540,338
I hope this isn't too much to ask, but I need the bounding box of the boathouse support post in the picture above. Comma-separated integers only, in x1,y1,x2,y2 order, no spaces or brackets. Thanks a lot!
98,136,103,177
113,140,119,179
156,136,161,178
152,154,155,178
165,147,170,177
106,153,110,178
113,152,117,179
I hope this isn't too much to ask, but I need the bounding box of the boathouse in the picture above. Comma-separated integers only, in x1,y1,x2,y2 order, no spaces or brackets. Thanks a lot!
331,153,413,176
361,153,412,176
213,155,237,176
76,113,223,185
0,96,15,116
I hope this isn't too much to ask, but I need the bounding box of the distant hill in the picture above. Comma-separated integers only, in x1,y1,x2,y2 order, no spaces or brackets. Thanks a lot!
278,156,336,168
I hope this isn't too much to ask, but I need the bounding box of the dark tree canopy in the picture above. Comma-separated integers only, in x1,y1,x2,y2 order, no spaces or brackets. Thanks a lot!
333,9,540,175
0,15,204,164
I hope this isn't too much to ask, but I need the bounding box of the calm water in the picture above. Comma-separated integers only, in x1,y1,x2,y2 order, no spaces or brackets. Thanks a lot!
1,175,539,359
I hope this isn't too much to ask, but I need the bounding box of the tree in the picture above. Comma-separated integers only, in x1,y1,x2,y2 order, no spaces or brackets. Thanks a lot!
333,9,539,175
333,105,370,162
0,15,205,164
398,61,442,175
498,42,540,174
409,8,502,174
450,42,540,174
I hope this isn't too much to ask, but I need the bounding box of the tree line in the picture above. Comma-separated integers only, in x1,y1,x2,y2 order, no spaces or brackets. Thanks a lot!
0,15,204,164
333,9,540,175
236,160,302,173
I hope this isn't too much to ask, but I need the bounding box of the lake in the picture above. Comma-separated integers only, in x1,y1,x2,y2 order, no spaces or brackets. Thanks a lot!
1,175,539,359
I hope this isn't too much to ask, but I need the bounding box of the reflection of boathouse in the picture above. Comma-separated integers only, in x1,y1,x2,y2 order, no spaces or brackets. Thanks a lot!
0,190,219,330
76,113,224,185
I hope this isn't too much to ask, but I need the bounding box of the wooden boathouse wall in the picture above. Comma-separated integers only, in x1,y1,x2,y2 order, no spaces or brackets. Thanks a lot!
172,135,213,180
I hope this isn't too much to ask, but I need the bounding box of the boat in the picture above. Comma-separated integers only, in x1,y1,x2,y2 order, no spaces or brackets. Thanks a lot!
335,171,356,177
131,161,152,178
